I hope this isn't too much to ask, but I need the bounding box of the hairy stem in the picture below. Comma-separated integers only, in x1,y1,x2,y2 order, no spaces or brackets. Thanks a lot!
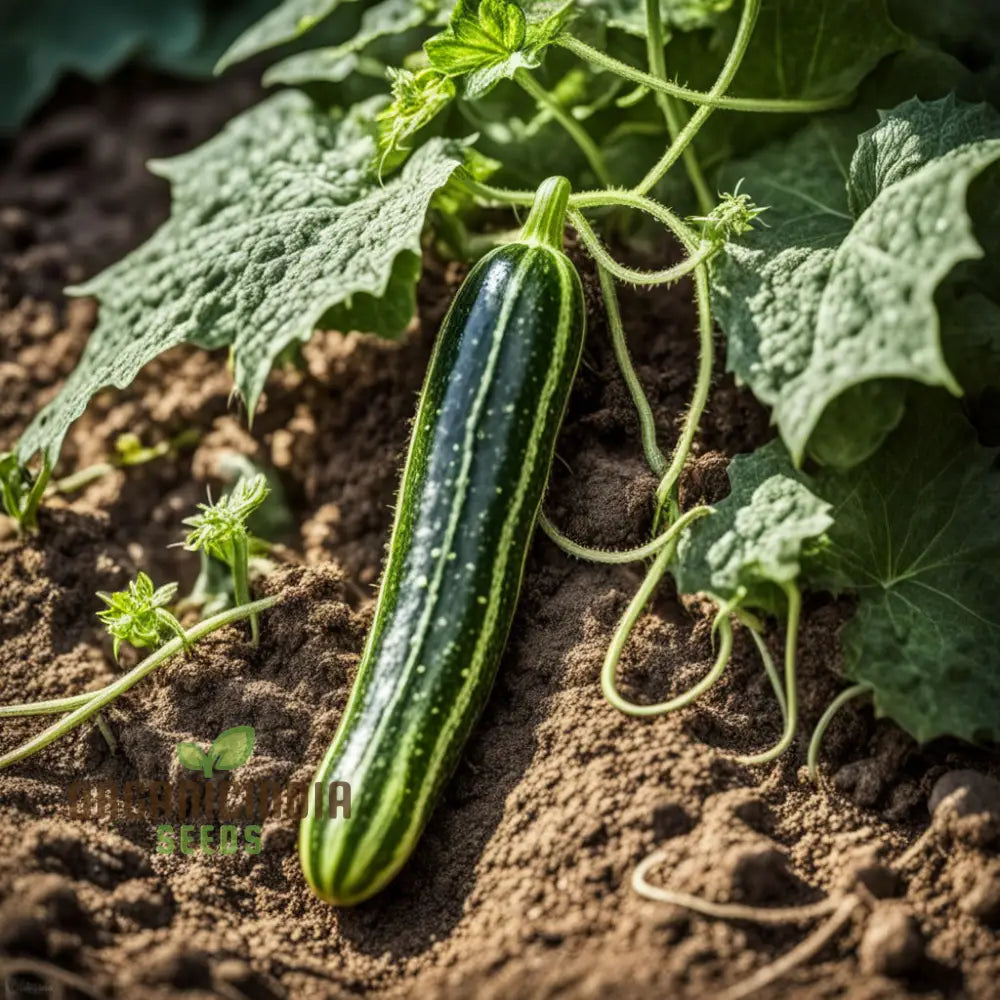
515,70,613,187
558,20,848,118
539,505,709,564
0,596,277,771
737,582,801,765
653,260,714,521
571,189,699,252
644,0,714,214
807,683,872,780
570,209,715,287
229,532,256,646
595,259,668,475
455,172,536,206
635,0,762,197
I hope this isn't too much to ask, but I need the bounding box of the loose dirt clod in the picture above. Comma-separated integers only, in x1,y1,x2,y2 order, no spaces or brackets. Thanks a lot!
929,770,1000,847
858,904,925,977
958,863,1000,926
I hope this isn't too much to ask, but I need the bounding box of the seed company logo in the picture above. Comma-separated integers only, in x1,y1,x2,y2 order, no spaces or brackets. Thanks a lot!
177,725,255,778
66,726,349,857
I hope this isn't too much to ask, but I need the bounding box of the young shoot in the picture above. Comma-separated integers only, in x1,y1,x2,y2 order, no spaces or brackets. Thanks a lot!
688,182,768,245
182,474,270,646
96,572,188,661
0,596,278,770
0,451,50,535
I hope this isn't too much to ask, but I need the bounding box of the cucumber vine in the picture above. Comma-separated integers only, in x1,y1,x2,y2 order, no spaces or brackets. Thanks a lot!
8,0,999,798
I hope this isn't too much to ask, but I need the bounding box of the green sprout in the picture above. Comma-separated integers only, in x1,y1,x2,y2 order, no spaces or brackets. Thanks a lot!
688,181,767,244
0,452,51,535
182,474,270,646
96,572,188,661
375,67,456,177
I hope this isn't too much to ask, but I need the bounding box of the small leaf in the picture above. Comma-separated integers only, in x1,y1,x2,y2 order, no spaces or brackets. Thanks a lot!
675,442,833,612
209,726,256,771
425,0,572,98
177,742,209,772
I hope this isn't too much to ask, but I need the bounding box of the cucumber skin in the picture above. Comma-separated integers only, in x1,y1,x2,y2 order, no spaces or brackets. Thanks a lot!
300,241,585,904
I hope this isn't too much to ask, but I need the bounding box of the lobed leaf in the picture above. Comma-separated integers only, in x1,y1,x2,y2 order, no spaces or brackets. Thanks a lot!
675,441,832,612
807,396,1000,744
17,91,469,465
713,96,1000,467
425,0,573,99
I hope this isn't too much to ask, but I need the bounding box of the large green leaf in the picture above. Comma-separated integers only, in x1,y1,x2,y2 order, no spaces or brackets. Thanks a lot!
726,0,909,101
17,92,468,465
808,397,1000,744
713,96,1000,466
675,440,832,612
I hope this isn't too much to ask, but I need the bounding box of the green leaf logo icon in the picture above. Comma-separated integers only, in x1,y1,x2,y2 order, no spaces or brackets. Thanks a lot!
176,726,255,778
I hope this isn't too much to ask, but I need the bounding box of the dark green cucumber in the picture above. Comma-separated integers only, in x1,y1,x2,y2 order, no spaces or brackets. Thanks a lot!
299,177,585,904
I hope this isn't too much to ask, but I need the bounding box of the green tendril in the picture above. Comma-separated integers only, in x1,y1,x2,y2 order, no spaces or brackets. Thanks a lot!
653,259,715,525
643,0,714,214
600,532,733,716
539,505,710,564
807,683,872,780
569,208,715,287
634,0,762,197
736,582,802,765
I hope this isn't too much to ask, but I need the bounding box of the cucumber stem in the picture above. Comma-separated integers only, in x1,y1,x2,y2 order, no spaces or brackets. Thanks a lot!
521,176,572,252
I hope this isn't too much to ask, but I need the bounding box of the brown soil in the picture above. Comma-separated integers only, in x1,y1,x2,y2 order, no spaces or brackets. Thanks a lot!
1,71,999,1000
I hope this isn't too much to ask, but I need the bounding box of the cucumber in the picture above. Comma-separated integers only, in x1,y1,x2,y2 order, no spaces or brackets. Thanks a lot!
299,177,585,905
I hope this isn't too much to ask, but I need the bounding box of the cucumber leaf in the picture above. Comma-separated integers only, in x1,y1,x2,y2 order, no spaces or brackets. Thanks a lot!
727,0,910,102
714,95,1000,467
675,441,832,613
574,0,733,36
17,92,469,465
264,0,437,86
807,397,1000,744
425,0,572,98
216,0,358,70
